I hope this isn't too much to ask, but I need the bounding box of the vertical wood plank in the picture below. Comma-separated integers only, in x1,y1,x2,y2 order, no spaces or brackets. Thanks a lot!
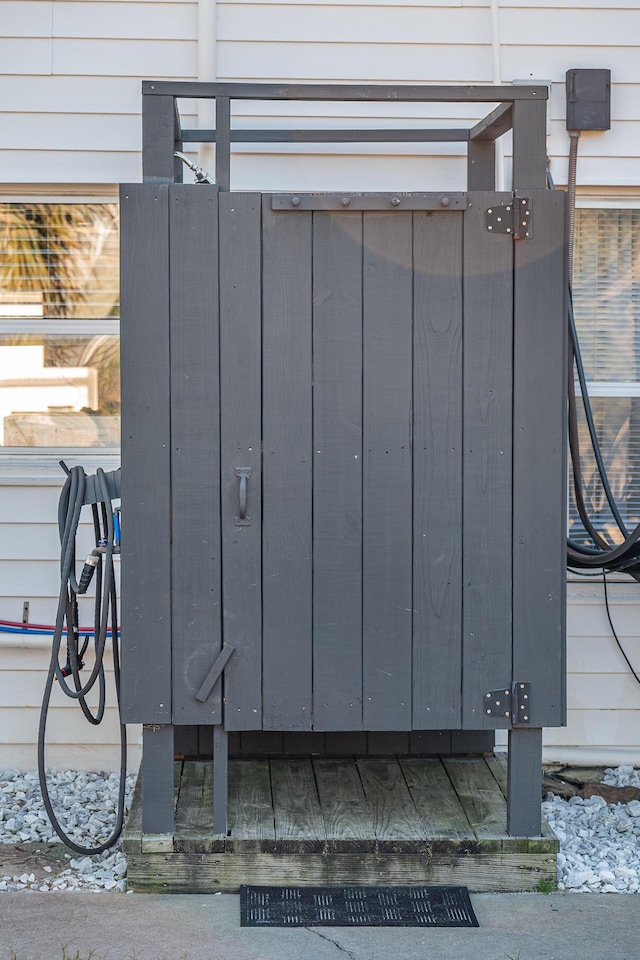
215,97,231,191
219,193,262,730
119,184,172,724
261,200,313,731
507,727,542,837
169,184,222,725
462,192,514,730
141,724,175,834
362,212,413,731
512,190,567,726
312,211,364,731
142,94,182,183
412,210,463,729
467,140,496,191
512,100,548,191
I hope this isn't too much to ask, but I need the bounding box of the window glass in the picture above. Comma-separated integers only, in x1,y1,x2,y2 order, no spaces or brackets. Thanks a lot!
570,208,640,543
0,203,119,449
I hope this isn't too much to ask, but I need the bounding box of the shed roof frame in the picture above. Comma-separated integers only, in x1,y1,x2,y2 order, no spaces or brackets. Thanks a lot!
141,81,549,192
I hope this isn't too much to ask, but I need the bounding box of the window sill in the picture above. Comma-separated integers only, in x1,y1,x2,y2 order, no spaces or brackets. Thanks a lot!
0,449,120,485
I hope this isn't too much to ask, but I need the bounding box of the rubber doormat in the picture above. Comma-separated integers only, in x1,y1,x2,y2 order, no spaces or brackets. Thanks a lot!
240,885,479,927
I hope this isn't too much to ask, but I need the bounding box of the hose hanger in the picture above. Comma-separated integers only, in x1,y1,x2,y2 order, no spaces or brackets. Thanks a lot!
38,463,126,855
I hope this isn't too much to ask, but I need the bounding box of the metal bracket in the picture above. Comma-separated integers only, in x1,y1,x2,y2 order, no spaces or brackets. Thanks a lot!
485,198,532,239
483,682,531,726
272,193,468,212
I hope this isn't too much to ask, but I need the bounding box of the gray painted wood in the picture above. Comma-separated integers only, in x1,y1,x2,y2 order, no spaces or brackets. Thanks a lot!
467,141,496,190
451,730,495,754
512,100,548,190
142,95,182,183
169,185,222,725
261,199,313,731
412,211,463,729
362,212,413,731
512,190,566,726
312,211,364,731
145,80,549,103
366,732,410,755
142,724,175,835
215,97,231,191
213,725,229,835
507,727,542,837
462,192,514,730
119,184,172,724
219,193,262,730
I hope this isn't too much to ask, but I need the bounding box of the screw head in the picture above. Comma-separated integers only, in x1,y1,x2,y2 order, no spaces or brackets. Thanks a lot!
291,196,301,207
341,197,351,207
391,197,401,207
441,197,451,207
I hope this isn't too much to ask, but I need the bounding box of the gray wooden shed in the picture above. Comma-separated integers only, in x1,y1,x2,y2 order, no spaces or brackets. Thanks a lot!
120,82,566,855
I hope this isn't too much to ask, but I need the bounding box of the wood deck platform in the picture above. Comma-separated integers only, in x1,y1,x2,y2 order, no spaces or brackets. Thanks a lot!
123,756,558,893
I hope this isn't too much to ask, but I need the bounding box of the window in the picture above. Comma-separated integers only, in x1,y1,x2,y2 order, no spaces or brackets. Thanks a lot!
569,207,640,545
0,202,119,450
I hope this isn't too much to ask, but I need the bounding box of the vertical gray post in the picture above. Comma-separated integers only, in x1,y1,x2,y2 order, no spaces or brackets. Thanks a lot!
512,99,547,190
142,724,175,835
213,725,229,835
215,97,231,191
142,94,183,183
467,140,496,190
507,727,542,837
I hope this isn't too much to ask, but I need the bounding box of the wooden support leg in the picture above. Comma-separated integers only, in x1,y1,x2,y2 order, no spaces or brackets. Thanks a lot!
507,726,542,837
213,725,229,836
142,723,175,835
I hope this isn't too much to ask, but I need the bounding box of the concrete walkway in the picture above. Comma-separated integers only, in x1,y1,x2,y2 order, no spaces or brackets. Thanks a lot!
1,892,640,960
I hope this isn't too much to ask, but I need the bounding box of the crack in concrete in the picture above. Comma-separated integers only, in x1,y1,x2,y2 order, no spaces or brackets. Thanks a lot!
306,927,358,960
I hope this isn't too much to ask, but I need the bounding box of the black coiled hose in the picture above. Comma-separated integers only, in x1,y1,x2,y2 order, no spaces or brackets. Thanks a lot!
37,463,127,855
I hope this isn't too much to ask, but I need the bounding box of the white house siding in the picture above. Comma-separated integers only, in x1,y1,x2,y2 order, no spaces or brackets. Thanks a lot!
1,0,640,769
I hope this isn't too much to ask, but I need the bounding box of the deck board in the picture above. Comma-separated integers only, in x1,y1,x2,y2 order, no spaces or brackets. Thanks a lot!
443,758,509,840
356,758,425,840
400,758,474,839
228,759,276,841
313,758,375,840
124,756,558,892
270,757,326,842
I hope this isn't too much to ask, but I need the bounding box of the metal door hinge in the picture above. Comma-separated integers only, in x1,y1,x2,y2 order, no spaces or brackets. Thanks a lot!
483,681,531,725
485,198,532,239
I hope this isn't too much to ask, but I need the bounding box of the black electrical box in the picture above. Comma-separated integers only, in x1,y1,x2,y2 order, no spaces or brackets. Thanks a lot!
566,69,611,131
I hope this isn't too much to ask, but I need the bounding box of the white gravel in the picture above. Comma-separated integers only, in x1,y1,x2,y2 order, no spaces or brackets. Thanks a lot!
543,764,640,893
0,768,135,893
3,763,640,893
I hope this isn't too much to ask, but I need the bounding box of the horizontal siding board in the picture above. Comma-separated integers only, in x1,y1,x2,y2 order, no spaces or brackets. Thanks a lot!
217,41,490,81
4,1,52,37
1,113,195,151
543,710,640,747
53,2,196,39
501,7,640,45
568,674,640,712
0,598,97,627
0,523,95,560
0,646,117,670
1,670,119,707
567,635,640,674
0,39,52,74
51,39,196,77
0,706,123,744
218,6,490,42
4,76,146,114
